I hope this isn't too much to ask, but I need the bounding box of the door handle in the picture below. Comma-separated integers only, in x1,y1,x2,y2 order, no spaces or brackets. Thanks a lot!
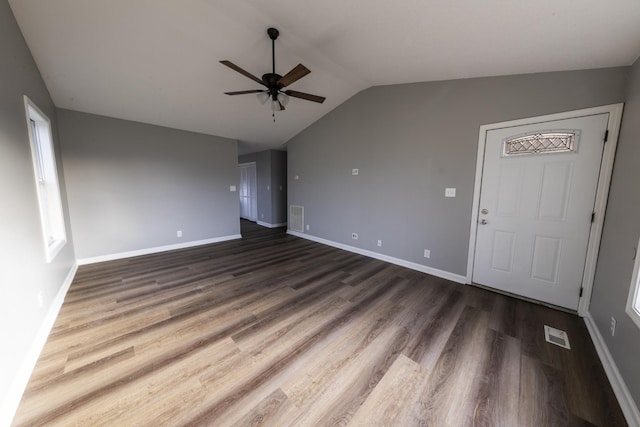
480,219,488,225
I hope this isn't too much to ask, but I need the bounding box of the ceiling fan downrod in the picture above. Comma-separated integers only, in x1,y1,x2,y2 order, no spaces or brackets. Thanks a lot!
267,27,281,122
268,27,279,75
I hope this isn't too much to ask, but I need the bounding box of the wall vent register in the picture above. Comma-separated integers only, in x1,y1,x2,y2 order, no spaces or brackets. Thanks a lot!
544,325,571,349
289,205,304,233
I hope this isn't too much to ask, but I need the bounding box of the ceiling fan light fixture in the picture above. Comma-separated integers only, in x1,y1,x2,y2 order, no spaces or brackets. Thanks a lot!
277,92,289,106
257,92,269,104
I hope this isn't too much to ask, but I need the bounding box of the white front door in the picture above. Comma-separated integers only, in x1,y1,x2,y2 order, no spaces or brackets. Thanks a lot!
239,162,257,221
472,113,609,310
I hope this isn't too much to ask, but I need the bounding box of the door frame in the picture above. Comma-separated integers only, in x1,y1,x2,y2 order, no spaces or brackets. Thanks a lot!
238,161,257,222
466,103,624,316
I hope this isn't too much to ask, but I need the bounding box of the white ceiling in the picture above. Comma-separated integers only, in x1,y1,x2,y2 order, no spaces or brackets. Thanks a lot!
9,0,640,154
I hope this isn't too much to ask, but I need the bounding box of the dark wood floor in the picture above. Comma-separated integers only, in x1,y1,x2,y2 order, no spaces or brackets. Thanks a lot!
13,220,625,426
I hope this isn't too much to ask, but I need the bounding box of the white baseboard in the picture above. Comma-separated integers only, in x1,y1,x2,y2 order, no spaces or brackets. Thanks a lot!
1,263,78,427
77,234,242,265
287,230,466,284
584,313,640,426
257,221,287,228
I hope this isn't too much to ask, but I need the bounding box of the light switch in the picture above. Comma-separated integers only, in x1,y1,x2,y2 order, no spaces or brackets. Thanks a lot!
230,185,236,192
445,188,456,198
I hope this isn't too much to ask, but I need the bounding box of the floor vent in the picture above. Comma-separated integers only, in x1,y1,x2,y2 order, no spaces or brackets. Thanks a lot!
289,205,304,233
544,325,571,349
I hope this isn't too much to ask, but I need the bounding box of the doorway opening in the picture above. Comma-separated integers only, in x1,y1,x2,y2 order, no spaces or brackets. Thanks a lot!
238,162,257,222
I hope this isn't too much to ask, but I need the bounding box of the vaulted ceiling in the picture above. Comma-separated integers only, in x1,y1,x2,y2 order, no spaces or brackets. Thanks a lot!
9,0,640,154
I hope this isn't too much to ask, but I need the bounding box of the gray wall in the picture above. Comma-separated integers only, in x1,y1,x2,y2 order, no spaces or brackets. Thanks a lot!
287,68,628,276
58,109,240,259
590,58,640,406
0,2,76,420
239,149,287,226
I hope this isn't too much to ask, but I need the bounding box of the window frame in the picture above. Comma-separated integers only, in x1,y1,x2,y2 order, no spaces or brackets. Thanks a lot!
626,235,640,329
23,95,67,262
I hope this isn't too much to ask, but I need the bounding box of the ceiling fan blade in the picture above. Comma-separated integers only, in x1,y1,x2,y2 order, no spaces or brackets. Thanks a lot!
277,64,310,88
285,90,326,104
224,90,266,95
220,60,266,86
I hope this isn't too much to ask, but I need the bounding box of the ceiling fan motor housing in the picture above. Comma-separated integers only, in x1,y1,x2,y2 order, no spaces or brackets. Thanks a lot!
262,73,283,93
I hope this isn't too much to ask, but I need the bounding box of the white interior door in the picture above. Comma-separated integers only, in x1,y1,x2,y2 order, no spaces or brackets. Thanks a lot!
239,162,257,221
472,113,609,310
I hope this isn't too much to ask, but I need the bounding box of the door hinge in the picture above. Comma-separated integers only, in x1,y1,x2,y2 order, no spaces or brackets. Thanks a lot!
604,129,609,143
579,287,584,297
591,212,595,223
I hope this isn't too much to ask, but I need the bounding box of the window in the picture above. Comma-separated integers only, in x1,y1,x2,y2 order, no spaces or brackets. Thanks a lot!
503,131,577,156
627,236,640,329
24,96,67,262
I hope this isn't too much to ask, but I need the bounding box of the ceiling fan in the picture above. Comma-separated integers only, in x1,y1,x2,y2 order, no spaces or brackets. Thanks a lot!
220,27,326,116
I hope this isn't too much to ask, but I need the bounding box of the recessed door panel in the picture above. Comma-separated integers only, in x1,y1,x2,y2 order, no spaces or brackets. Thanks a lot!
496,165,522,217
537,161,573,221
490,231,516,273
530,236,562,283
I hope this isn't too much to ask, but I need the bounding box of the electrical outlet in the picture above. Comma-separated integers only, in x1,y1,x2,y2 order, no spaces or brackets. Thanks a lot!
611,316,617,336
377,240,382,247
306,224,309,231
445,188,456,197
424,249,430,258
230,185,236,192
177,230,182,238
352,168,359,175
352,233,358,240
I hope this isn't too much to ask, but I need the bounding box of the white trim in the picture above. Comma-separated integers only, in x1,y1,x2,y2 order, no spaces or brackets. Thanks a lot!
23,95,68,263
466,104,625,316
238,162,258,222
77,235,242,265
579,103,624,315
584,313,640,426
287,230,466,284
1,264,78,427
625,236,640,329
257,221,287,228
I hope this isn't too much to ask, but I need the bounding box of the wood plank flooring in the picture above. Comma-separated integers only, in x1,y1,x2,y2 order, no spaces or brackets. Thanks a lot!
13,220,626,426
